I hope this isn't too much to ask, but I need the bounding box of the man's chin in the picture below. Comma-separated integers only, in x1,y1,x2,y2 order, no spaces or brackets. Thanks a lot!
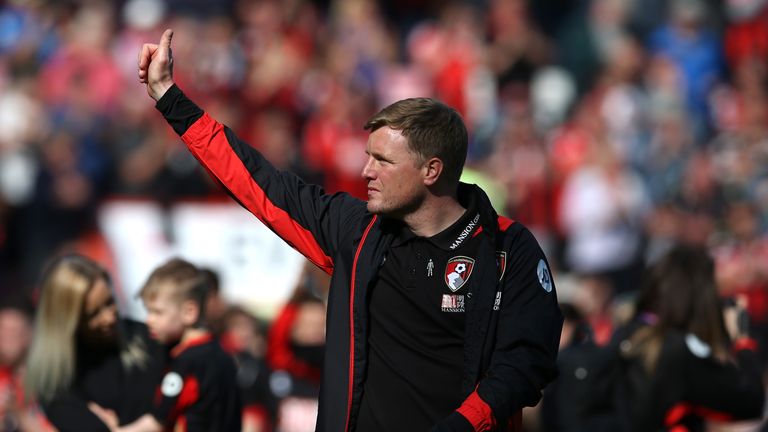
367,204,393,217
367,201,412,219
366,201,381,214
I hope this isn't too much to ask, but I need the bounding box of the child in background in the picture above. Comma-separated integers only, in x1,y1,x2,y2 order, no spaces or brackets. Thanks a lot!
220,306,277,432
90,258,241,432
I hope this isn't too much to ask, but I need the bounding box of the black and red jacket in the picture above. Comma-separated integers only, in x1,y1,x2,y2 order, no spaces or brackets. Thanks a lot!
152,333,241,432
156,85,563,432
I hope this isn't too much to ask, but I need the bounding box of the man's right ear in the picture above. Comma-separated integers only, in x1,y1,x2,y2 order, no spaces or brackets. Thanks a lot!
422,157,444,187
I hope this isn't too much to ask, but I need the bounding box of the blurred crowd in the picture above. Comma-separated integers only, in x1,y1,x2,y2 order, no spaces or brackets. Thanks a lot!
0,0,767,430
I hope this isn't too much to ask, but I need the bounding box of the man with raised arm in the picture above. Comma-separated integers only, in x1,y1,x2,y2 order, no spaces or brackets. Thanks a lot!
138,29,563,432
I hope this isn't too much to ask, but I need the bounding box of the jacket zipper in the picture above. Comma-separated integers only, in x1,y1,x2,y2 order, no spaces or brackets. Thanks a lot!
344,215,377,432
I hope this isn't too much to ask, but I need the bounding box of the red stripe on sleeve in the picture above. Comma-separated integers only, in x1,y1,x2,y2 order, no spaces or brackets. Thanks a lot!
182,113,334,274
168,376,200,426
665,403,691,426
456,390,496,432
177,376,200,411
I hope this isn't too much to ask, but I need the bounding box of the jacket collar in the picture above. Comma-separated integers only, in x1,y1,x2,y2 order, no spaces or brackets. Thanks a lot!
382,182,500,248
170,332,214,358
456,182,500,239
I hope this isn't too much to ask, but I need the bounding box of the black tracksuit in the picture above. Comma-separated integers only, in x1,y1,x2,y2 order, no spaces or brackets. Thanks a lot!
156,84,563,431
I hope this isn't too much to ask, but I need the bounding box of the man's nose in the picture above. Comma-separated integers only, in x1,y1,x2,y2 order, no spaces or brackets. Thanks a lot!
361,157,374,179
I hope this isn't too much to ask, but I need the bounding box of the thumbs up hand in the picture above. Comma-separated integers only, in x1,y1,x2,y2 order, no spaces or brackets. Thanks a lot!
138,29,175,101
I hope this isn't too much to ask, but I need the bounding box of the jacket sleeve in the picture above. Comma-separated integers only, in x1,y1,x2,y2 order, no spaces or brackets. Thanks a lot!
155,85,367,273
439,225,563,432
150,362,195,428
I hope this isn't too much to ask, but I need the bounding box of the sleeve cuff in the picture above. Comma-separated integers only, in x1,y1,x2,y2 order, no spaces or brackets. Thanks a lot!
154,84,204,136
733,337,758,352
455,390,497,431
154,83,182,113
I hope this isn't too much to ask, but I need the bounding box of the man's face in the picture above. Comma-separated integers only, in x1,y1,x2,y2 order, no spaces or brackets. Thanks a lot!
362,127,426,217
144,289,186,345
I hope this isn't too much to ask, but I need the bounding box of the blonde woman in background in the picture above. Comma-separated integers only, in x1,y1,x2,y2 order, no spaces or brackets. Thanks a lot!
25,255,165,432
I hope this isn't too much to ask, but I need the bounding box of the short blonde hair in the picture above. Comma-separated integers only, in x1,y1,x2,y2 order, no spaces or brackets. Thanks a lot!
364,97,468,187
139,258,208,315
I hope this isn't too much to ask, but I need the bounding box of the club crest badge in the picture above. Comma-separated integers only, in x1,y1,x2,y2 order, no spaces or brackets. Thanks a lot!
444,256,475,292
537,259,553,293
496,251,507,281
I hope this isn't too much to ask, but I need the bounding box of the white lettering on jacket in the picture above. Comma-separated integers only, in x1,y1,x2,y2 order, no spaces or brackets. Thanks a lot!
449,213,480,250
